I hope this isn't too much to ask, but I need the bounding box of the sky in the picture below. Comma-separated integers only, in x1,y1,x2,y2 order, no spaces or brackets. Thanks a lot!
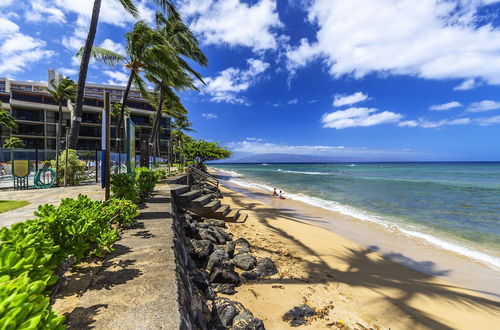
2,0,500,161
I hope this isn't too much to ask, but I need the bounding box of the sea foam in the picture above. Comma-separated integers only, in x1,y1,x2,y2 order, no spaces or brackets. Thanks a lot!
218,169,500,270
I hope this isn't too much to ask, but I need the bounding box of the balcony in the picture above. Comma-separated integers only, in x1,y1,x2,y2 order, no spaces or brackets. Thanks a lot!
11,91,57,105
0,93,9,103
16,123,44,136
12,108,44,122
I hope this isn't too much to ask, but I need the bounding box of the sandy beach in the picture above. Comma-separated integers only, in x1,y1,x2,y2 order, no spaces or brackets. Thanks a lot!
216,183,500,329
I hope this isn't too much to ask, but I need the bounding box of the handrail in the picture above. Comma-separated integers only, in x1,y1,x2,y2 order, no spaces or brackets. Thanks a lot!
187,166,219,189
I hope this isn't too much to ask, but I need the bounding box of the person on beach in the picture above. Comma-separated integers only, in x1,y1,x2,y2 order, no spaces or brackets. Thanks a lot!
272,188,278,197
279,190,286,199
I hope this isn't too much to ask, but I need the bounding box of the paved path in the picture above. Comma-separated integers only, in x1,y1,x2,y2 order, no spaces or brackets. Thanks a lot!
65,185,181,329
0,183,104,227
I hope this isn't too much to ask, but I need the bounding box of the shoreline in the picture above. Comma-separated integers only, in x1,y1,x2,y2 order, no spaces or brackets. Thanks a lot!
211,168,500,300
215,182,500,328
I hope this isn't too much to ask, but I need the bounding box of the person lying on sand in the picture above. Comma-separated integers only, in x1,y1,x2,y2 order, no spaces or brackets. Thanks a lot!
279,190,286,199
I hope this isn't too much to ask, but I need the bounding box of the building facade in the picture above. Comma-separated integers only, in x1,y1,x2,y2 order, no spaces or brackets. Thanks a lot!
0,70,170,153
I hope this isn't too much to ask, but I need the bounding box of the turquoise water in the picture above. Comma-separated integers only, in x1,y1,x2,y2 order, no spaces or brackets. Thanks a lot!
211,163,500,268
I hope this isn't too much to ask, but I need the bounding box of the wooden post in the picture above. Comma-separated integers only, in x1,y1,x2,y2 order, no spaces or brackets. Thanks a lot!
104,92,111,200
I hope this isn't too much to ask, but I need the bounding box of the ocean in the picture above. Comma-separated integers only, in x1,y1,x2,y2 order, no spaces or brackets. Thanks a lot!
211,162,500,270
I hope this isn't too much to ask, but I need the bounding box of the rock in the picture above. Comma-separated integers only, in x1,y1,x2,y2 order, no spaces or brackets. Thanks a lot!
213,283,236,295
232,253,257,271
232,310,265,330
212,298,241,328
189,239,214,267
207,249,230,272
184,222,198,238
210,228,228,245
210,262,241,285
205,218,227,228
234,238,251,253
241,258,278,281
198,228,219,244
190,268,215,300
225,241,236,258
195,222,210,229
282,304,316,327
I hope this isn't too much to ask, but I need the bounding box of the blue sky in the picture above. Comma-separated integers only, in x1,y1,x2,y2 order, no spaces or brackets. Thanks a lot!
2,1,500,161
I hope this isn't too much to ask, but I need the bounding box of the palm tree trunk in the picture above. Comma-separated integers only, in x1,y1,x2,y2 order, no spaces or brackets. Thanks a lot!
55,101,62,186
116,72,134,156
68,0,102,149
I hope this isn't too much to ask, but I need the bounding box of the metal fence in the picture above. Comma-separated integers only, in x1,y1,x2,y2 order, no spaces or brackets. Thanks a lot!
0,148,165,189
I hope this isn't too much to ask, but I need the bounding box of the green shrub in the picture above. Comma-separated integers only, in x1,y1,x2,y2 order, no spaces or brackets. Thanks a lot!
50,149,87,185
154,169,167,180
0,194,139,329
134,167,157,202
103,198,139,227
110,173,138,203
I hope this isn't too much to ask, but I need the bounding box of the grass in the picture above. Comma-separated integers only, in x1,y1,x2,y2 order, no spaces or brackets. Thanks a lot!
0,200,30,214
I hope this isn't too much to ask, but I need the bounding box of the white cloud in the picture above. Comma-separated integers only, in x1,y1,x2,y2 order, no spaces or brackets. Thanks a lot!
333,92,369,107
58,67,78,77
227,139,421,158
398,117,471,128
26,0,66,24
475,115,500,126
202,113,218,119
99,39,126,56
179,0,282,52
286,0,500,85
322,107,402,129
467,100,500,112
103,70,129,86
0,30,54,75
429,101,463,111
201,58,269,104
453,78,481,91
288,98,298,105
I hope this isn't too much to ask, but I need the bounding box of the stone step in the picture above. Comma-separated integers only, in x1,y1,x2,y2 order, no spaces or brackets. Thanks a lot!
191,194,212,207
169,184,190,197
203,200,221,212
178,189,201,202
226,209,240,222
214,204,231,217
236,213,248,222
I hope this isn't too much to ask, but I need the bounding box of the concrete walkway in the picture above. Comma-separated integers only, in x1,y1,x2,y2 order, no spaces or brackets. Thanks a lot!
65,185,181,329
0,183,104,227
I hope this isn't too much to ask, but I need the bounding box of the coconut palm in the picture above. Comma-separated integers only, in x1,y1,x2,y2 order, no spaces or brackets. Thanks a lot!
68,0,175,149
0,102,17,145
46,77,77,185
171,115,195,163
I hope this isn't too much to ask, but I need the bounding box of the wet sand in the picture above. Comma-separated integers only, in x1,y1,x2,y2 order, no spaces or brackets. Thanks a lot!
217,183,500,329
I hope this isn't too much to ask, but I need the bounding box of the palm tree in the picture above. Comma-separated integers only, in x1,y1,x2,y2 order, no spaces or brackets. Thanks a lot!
46,77,77,185
68,0,175,149
79,20,172,155
147,11,207,148
0,102,17,145
3,137,24,149
171,115,195,163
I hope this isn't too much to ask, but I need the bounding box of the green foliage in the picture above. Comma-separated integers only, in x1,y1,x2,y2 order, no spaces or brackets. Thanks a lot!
0,194,139,329
0,108,18,131
46,78,77,104
134,167,157,201
102,198,139,227
50,149,87,185
3,137,25,149
180,139,232,166
154,169,167,180
110,173,138,203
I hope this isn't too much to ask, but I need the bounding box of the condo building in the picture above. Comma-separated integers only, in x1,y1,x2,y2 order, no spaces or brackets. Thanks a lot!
0,70,170,152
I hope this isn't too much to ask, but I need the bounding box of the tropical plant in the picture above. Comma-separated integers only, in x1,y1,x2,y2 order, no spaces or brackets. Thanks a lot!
110,173,138,203
171,115,195,162
3,137,24,149
134,167,157,201
102,198,139,227
0,103,17,142
68,0,175,149
50,149,87,185
179,139,232,169
46,77,77,185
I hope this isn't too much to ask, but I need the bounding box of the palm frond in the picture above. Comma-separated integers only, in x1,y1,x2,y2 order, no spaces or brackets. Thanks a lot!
118,0,139,18
77,46,126,66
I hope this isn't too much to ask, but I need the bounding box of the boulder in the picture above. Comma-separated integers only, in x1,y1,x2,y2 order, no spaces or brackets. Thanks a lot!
198,228,219,244
213,227,232,242
207,249,230,272
190,268,215,300
241,258,278,281
232,253,257,271
210,228,228,245
225,241,236,258
213,283,236,295
282,304,316,327
234,238,251,253
205,218,227,228
189,239,214,267
209,262,241,285
232,310,265,330
195,222,210,229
